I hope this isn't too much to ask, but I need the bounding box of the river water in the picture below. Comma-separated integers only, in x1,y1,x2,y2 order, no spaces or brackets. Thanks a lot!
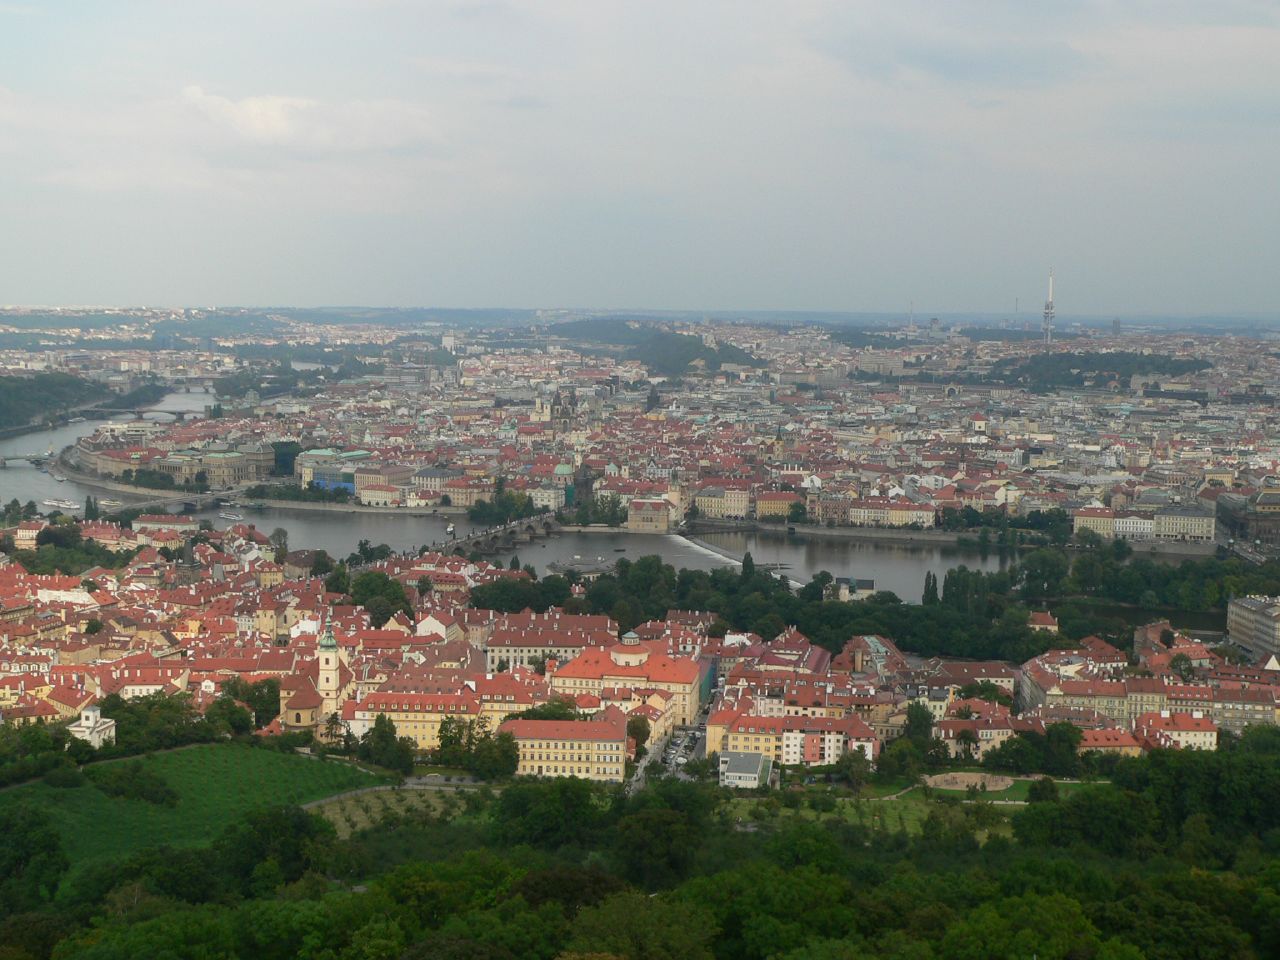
0,390,1004,602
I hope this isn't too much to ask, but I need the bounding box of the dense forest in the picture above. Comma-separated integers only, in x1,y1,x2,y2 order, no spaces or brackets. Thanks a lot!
8,731,1280,958
0,373,108,430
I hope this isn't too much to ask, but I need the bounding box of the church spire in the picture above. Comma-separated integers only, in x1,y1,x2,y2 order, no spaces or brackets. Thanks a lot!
319,620,337,651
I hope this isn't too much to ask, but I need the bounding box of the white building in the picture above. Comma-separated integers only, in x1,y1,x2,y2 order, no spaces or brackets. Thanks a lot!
718,751,772,789
1114,511,1154,540
67,705,116,749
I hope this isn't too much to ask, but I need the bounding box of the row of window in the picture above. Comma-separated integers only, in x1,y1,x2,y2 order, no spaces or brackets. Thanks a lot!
525,740,622,751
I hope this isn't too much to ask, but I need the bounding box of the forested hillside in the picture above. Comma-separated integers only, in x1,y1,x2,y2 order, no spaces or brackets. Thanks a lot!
0,373,107,429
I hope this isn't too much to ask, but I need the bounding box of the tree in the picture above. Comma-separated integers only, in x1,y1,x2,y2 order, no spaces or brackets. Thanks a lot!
1028,776,1059,803
365,595,394,629
834,748,871,793
0,806,68,918
84,496,100,521
325,564,351,596
645,382,661,412
357,714,414,775
269,527,289,559
470,731,519,780
627,716,651,752
904,702,933,746
205,697,253,736
570,890,721,957
1021,548,1069,601
922,570,939,605
36,524,82,550
1169,652,1196,683
940,892,1106,960
220,677,281,728
85,618,103,635
351,571,411,625
611,809,698,888
741,551,755,579
788,500,807,524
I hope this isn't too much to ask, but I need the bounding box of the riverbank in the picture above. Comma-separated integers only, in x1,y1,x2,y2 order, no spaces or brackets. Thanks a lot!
56,451,472,516
558,524,654,535
239,500,469,518
690,519,973,545
689,519,1219,560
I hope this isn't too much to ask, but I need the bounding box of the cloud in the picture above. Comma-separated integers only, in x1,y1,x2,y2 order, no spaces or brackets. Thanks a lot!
180,85,437,152
0,1,1277,311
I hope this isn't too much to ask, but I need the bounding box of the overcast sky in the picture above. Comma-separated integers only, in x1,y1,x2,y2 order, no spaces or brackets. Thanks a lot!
1,1,1277,316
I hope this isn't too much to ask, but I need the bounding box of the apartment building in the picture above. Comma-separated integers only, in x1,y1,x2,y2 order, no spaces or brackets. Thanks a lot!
1227,595,1280,657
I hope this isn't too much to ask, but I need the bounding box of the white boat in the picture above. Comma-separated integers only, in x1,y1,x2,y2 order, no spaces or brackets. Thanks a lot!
99,499,121,507
52,473,66,482
219,512,244,521
445,523,455,537
42,499,62,508
55,499,80,510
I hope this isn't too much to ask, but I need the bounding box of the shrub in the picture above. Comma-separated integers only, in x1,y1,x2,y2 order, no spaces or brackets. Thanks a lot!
87,761,179,806
44,763,86,789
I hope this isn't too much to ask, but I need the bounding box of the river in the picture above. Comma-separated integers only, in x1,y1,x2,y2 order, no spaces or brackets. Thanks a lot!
0,389,1004,603
0,388,215,512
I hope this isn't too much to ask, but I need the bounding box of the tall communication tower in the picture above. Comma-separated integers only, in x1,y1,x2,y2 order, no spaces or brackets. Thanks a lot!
1042,269,1055,346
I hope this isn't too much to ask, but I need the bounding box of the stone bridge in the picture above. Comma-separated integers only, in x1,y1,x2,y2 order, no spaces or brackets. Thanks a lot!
442,516,561,555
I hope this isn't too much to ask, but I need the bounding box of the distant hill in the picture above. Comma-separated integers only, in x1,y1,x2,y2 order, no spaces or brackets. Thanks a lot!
991,351,1211,390
551,317,762,375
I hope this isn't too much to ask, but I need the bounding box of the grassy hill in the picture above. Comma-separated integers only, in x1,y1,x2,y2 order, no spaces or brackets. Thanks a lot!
0,743,383,871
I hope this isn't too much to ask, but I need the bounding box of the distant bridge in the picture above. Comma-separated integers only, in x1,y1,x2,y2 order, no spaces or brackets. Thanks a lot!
90,407,206,421
436,516,561,555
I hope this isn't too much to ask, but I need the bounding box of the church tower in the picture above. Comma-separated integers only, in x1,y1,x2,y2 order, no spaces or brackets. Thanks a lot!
317,621,341,708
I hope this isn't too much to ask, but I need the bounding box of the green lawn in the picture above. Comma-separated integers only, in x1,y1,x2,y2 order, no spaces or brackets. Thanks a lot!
0,744,384,870
924,778,1104,803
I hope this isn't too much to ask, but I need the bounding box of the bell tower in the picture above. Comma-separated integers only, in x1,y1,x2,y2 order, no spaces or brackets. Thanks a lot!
317,621,340,704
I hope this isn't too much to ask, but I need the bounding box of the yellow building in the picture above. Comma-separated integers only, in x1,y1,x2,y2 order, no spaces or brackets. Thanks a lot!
627,498,674,533
754,491,801,519
1152,506,1215,541
550,636,704,726
498,708,629,782
1072,507,1116,538
347,691,482,750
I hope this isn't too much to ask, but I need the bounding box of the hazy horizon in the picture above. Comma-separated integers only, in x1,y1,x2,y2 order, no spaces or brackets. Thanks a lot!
2,2,1277,316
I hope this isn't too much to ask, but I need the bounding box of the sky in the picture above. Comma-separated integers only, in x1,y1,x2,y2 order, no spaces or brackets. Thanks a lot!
0,0,1277,316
